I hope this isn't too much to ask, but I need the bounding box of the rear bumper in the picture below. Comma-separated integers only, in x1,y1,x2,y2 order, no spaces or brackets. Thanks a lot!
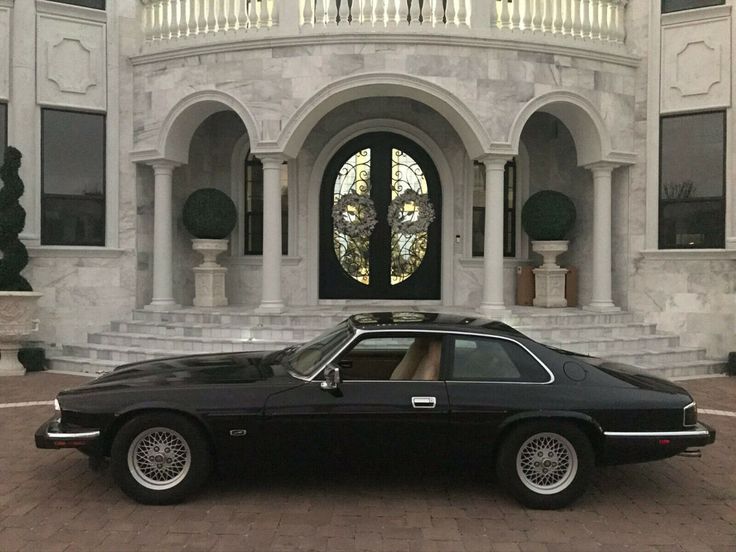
600,421,716,464
35,416,102,454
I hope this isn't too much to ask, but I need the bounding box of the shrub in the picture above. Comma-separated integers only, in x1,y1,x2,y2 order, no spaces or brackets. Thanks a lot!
182,188,237,240
521,190,577,241
0,147,32,291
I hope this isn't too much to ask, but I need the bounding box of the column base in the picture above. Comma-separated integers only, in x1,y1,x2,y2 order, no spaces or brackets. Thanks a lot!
145,300,180,311
477,304,511,319
532,267,568,308
583,302,621,312
726,237,736,250
0,346,25,377
256,301,286,314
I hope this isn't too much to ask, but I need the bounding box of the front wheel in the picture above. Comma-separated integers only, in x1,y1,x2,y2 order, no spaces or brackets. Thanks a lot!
110,413,213,505
496,421,594,509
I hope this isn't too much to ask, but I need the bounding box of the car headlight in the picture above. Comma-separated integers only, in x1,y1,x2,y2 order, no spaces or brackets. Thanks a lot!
683,401,697,427
54,398,61,416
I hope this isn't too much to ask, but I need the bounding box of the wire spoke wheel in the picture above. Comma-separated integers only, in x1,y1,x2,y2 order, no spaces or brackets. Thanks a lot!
516,432,578,495
127,427,192,490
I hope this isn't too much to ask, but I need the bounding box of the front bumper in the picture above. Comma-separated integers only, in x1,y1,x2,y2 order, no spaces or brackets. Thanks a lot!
35,415,102,454
601,421,716,464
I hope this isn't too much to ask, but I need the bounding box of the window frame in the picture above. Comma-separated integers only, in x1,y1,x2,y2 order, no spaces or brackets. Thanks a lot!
243,152,288,256
658,109,726,250
471,159,517,258
45,0,106,10
0,102,7,167
661,0,725,14
40,107,107,247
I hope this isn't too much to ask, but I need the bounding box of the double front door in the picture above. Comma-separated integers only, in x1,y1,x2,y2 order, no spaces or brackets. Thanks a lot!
319,133,442,299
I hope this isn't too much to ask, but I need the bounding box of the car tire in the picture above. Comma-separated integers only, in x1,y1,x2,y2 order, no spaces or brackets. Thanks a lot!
496,420,594,510
110,412,212,505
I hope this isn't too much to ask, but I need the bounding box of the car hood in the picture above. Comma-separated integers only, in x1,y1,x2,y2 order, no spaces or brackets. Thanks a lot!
62,350,298,393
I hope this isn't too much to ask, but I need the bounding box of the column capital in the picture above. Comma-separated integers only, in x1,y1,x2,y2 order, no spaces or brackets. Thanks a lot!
584,161,620,175
149,160,181,174
477,154,513,169
254,153,288,167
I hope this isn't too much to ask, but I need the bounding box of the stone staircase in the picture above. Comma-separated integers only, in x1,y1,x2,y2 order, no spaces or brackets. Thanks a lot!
47,307,725,380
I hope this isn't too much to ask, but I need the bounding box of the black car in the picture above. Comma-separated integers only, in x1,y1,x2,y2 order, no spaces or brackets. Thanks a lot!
36,312,715,509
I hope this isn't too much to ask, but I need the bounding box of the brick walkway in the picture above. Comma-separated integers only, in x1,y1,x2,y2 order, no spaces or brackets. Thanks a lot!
0,372,734,551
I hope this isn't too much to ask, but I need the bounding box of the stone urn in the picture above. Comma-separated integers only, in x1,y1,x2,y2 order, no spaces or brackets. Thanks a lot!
531,240,569,308
0,292,42,376
192,239,228,308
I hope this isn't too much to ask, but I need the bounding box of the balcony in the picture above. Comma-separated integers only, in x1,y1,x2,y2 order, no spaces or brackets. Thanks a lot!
139,1,630,60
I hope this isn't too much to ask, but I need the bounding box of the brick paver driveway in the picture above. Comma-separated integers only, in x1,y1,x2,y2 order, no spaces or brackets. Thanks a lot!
0,373,734,552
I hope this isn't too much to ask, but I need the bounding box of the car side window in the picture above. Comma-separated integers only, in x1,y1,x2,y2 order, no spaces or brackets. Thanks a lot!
336,336,443,381
450,337,549,383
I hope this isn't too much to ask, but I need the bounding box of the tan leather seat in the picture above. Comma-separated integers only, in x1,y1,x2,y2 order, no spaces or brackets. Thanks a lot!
413,340,442,381
390,338,428,380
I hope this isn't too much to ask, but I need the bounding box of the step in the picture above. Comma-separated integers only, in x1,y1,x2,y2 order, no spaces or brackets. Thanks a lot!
110,320,324,342
521,322,657,341
89,331,298,352
545,334,680,355
132,309,348,328
642,360,725,381
47,356,119,376
602,347,706,366
506,311,636,327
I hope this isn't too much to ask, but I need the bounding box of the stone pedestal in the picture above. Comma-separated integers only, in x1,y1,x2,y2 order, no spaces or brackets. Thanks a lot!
192,239,228,308
531,240,569,308
0,292,43,376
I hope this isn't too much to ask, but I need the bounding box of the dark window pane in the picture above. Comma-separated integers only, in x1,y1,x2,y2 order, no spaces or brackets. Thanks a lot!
451,337,548,383
244,155,288,255
42,109,105,246
46,0,106,10
472,160,516,257
662,0,724,14
0,103,6,166
659,111,725,249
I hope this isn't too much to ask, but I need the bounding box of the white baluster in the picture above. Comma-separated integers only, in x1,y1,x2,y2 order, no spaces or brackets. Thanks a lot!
591,0,600,39
387,0,397,26
162,0,172,39
196,0,206,31
399,0,409,25
410,0,420,24
314,0,325,25
237,0,246,29
563,0,572,34
177,0,187,36
543,0,552,32
599,0,609,40
572,0,582,36
582,0,591,37
532,0,542,31
488,0,497,28
612,0,625,43
373,0,384,25
337,0,347,24
511,0,520,29
457,0,467,27
303,0,314,26
248,0,258,28
270,0,278,27
152,0,162,39
144,1,154,40
445,0,456,27
498,0,509,29
227,0,237,30
327,0,337,25
522,0,532,30
217,0,226,30
553,0,562,32
205,0,215,32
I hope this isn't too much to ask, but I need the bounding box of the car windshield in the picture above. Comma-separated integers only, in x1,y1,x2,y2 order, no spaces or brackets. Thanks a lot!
285,321,352,377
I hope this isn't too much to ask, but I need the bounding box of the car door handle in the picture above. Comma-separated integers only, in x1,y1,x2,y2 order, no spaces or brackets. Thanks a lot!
411,396,437,409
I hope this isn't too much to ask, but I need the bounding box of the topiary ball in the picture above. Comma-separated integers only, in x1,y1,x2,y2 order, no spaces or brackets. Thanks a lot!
521,190,577,241
182,188,237,239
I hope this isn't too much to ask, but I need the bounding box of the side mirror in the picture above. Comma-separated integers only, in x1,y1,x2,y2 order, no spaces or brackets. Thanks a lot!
320,366,341,391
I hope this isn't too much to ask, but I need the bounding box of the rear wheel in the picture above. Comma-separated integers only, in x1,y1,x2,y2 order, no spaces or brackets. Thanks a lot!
496,421,594,509
111,413,212,505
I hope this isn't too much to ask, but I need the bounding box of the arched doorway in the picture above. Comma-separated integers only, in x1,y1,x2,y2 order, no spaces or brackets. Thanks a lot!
319,132,442,299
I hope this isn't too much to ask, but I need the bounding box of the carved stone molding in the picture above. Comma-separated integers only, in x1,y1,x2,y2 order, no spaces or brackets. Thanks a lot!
671,41,721,97
47,38,97,95
0,7,9,100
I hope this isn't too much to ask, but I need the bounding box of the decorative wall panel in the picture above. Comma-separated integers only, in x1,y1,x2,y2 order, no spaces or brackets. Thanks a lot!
0,8,9,100
37,14,107,111
661,14,731,113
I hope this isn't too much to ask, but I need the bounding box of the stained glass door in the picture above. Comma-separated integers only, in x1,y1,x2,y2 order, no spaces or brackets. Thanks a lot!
319,133,441,299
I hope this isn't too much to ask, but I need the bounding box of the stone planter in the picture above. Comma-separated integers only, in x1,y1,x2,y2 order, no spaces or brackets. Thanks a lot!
192,239,228,308
531,240,569,308
0,292,42,376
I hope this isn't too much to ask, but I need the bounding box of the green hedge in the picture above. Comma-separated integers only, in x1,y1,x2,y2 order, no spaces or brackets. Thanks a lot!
0,147,32,291
182,188,237,240
521,190,577,241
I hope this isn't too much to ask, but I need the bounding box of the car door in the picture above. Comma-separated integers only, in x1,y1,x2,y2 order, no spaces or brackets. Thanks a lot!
445,334,554,460
263,333,450,464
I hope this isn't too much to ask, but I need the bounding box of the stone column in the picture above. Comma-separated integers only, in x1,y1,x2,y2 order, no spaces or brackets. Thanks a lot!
478,156,511,316
257,155,285,313
148,161,179,309
586,162,619,311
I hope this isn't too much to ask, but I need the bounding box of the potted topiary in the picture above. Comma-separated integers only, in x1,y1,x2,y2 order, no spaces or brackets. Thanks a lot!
182,188,237,307
521,190,577,308
0,147,43,376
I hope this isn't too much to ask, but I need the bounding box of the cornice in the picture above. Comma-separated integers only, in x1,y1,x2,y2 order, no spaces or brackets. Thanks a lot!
0,0,14,10
131,32,640,69
661,3,731,26
36,0,107,23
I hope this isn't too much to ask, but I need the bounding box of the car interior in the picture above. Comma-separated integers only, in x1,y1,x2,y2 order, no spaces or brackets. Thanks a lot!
336,336,443,381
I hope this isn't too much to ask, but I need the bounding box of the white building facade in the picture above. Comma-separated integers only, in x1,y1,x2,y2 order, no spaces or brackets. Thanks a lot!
0,0,734,366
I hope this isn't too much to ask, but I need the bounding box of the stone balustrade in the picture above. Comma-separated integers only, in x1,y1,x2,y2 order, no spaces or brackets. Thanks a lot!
139,0,627,49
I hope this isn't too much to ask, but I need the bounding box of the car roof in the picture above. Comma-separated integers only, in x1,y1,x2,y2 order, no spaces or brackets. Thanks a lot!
347,312,528,339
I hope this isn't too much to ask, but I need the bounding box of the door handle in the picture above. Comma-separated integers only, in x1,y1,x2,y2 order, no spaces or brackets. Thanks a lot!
411,396,437,409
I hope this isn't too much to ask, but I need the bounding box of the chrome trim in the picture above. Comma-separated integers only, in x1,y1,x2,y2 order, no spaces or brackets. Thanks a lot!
305,328,555,384
683,401,697,427
603,429,710,438
411,396,437,409
47,429,100,440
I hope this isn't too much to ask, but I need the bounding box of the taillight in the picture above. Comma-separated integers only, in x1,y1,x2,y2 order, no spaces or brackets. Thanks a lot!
683,402,697,427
